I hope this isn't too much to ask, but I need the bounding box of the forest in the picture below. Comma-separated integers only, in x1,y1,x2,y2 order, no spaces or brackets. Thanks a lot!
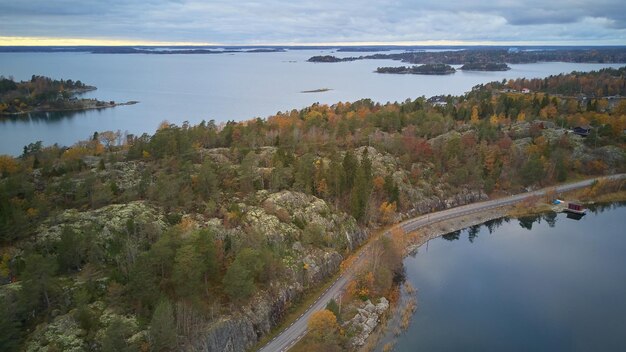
376,64,456,75
0,75,102,115
0,67,625,351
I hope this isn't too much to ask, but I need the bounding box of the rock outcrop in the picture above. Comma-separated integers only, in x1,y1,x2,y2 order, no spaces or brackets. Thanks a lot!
346,297,390,347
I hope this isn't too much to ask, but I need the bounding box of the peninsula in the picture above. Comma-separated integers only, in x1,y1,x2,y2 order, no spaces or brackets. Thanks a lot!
0,75,137,116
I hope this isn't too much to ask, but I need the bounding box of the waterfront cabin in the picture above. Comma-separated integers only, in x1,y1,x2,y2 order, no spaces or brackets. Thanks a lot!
564,202,586,215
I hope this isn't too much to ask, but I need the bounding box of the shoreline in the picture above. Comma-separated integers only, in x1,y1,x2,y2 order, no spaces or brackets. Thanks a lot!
0,100,139,117
366,190,626,351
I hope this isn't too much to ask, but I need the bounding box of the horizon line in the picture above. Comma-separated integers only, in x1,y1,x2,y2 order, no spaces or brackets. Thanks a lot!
1,36,626,47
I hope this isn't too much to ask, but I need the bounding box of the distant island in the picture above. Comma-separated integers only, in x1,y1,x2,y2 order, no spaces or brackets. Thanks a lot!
301,88,332,93
307,55,358,63
376,64,456,75
308,47,626,65
0,75,137,115
460,62,511,71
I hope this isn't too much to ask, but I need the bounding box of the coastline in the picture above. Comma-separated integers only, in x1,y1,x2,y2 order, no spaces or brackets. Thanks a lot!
0,100,138,117
365,188,626,351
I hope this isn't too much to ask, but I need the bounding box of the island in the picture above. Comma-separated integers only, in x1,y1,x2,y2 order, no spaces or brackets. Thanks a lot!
301,88,332,93
460,62,511,71
0,75,137,116
307,55,357,63
308,47,626,65
376,63,456,75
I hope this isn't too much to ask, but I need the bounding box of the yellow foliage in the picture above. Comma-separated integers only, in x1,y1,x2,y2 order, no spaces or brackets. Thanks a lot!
179,217,197,233
470,106,479,124
379,201,397,224
142,150,151,159
489,114,499,126
158,120,171,130
308,310,339,342
26,207,39,218
0,253,11,278
516,111,526,122
94,141,105,155
62,146,89,161
0,155,19,176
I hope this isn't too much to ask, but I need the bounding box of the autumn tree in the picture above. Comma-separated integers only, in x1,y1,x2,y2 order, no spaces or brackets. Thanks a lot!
308,309,340,343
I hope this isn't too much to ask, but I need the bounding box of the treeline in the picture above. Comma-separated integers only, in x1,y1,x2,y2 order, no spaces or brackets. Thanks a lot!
460,62,510,71
376,64,456,75
308,48,626,65
494,66,626,96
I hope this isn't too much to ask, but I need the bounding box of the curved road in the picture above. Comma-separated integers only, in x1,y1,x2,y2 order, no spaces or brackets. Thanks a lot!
258,174,626,352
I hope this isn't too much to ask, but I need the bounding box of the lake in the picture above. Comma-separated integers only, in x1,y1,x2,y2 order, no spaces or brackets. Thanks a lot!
0,50,624,155
386,203,626,352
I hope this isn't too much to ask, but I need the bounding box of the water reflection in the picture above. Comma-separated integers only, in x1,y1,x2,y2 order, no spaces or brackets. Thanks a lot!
384,202,626,352
1,109,88,123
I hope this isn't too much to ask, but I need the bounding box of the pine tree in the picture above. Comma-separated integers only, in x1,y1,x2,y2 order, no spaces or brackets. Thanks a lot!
19,253,58,312
172,244,204,299
149,299,177,352
222,260,254,301
342,150,358,191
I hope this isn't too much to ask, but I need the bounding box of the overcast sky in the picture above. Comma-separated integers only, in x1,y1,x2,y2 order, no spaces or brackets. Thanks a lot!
1,0,625,45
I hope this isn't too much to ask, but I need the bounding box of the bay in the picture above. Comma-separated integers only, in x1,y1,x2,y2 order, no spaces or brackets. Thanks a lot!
388,203,626,352
0,50,623,155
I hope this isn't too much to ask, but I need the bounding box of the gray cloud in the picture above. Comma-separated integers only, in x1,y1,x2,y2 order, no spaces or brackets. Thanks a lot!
0,0,624,44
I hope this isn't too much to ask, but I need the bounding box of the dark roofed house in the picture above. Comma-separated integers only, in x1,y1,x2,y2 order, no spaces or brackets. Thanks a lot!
572,125,592,137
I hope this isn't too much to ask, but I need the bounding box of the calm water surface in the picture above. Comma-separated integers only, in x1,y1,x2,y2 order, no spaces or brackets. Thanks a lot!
390,203,626,352
0,50,623,155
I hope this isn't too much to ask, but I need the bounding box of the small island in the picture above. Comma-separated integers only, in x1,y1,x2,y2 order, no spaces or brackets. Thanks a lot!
460,62,511,71
0,75,137,116
307,55,357,63
300,88,332,93
376,63,456,75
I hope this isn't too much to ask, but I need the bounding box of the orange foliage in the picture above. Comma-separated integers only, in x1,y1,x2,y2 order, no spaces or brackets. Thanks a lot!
308,310,339,342
373,176,385,191
379,201,397,224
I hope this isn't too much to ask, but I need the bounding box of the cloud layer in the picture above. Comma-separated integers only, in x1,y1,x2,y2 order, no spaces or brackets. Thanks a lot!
0,0,624,45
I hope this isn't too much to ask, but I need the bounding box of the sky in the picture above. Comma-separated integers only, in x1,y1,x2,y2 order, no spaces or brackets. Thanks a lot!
0,0,625,46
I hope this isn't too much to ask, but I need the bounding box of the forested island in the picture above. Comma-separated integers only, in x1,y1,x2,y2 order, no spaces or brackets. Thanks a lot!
376,64,456,75
1,67,626,351
308,47,626,66
0,76,136,115
460,62,510,71
307,55,357,63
